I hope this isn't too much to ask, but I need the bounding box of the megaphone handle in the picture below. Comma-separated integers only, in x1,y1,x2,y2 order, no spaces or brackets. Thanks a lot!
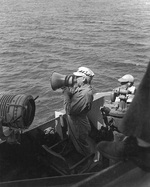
65,75,70,86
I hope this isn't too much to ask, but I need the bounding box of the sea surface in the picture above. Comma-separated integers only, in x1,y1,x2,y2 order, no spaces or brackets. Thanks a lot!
0,0,150,127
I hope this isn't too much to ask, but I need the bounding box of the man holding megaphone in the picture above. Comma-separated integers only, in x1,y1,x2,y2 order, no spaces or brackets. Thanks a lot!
51,66,95,156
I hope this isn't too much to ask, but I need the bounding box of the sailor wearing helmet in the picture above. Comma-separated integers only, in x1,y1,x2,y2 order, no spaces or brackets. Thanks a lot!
114,74,136,103
118,74,136,95
63,67,95,156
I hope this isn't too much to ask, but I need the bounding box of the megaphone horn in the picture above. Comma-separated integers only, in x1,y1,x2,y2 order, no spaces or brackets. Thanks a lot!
50,72,77,91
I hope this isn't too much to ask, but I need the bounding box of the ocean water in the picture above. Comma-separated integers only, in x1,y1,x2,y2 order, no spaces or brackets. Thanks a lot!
0,0,150,127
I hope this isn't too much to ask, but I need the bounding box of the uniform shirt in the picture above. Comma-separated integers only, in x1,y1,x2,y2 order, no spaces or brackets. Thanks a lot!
128,86,136,94
64,84,93,116
115,85,136,103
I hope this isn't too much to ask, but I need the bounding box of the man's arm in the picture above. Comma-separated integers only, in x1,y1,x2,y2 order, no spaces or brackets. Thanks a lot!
63,87,72,114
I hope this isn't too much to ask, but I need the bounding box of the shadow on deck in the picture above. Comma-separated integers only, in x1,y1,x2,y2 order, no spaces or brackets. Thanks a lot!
1,160,149,187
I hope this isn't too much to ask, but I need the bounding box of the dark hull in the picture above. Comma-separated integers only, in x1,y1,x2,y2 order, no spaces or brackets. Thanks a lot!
0,92,136,186
0,92,112,183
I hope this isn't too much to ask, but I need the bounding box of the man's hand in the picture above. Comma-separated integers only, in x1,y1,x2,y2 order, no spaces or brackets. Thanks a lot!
114,88,120,95
62,87,71,96
62,87,71,105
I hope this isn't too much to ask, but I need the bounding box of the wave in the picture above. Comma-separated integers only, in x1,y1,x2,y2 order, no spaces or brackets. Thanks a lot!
119,60,148,67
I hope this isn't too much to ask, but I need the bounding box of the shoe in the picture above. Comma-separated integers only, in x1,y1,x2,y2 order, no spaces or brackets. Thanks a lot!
96,136,138,161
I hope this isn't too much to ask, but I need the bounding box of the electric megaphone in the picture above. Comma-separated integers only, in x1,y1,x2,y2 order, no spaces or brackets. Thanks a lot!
50,72,77,91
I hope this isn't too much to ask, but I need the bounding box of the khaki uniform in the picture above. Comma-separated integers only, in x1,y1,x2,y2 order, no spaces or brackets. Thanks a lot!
64,84,93,156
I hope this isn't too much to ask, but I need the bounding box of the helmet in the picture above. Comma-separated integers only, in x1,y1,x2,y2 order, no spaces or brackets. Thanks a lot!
118,74,134,83
73,67,94,78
